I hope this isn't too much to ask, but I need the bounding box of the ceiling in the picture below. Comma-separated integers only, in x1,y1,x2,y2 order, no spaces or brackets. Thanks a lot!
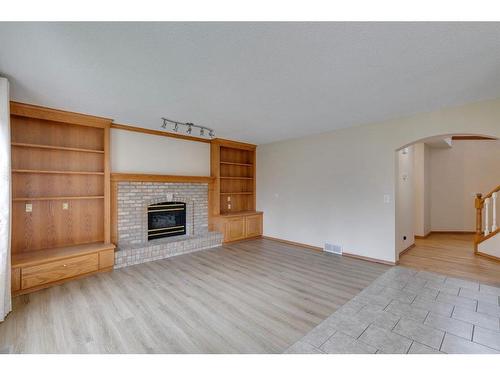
1,22,500,144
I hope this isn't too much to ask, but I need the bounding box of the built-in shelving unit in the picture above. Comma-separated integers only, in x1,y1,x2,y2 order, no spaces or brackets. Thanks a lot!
10,102,115,296
210,139,263,242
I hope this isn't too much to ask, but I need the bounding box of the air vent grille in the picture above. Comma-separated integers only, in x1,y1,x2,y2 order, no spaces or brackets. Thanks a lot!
324,243,342,255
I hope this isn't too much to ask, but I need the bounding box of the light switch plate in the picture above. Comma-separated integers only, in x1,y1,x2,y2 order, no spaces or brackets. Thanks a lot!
62,202,69,210
25,203,33,212
384,194,391,204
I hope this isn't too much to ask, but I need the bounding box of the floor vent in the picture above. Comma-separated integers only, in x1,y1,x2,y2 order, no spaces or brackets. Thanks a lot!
324,243,342,255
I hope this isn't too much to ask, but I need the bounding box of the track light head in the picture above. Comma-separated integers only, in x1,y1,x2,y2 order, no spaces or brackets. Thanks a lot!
186,124,192,134
200,128,205,136
173,122,178,132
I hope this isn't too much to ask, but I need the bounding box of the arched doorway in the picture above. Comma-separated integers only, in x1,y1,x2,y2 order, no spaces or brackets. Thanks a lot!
394,133,500,284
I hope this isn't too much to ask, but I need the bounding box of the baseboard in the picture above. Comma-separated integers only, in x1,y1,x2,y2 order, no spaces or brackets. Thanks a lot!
263,235,396,265
414,233,431,239
430,231,475,235
398,243,415,256
475,251,500,262
262,236,323,252
342,252,396,266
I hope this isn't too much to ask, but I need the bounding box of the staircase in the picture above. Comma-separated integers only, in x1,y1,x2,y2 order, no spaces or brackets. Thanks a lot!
474,184,500,260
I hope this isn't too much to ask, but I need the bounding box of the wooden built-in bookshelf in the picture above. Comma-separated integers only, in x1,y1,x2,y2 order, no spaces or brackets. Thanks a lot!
10,102,115,296
210,139,263,242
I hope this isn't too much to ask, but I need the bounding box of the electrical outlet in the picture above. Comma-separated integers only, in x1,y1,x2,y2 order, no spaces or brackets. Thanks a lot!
227,196,231,202
25,203,32,213
228,203,231,210
62,202,69,210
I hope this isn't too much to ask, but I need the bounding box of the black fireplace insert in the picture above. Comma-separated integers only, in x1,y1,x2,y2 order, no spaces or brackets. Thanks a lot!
147,202,186,240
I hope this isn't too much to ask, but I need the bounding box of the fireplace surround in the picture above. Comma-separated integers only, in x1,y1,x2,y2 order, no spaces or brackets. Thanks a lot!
114,181,222,268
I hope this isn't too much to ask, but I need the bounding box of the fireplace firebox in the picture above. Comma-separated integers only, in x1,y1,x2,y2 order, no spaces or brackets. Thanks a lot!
147,202,186,240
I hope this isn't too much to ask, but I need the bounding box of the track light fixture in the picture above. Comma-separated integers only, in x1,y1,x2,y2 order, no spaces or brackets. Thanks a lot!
161,117,215,139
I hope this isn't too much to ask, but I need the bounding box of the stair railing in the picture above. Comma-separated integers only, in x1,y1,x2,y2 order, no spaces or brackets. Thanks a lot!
475,185,500,249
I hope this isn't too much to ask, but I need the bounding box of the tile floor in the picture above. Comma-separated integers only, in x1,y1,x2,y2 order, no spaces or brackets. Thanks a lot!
285,266,500,354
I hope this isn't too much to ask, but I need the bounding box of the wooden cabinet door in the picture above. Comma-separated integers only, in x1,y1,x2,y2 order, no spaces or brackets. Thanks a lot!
225,217,246,242
245,214,262,238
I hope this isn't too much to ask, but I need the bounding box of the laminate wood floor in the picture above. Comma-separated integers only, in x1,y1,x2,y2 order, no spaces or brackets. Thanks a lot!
399,233,500,286
0,238,388,353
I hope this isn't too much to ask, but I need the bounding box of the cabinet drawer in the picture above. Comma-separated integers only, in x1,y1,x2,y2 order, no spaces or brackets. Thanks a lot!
22,253,99,290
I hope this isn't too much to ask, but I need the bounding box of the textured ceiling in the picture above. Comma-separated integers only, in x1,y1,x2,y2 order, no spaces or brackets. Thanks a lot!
1,22,500,144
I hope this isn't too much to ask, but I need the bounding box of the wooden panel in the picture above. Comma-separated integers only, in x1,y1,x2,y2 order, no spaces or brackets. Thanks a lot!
225,218,246,242
12,200,104,253
220,147,253,165
10,102,112,128
245,214,262,238
11,268,21,292
12,242,115,268
220,178,253,194
220,195,253,214
12,173,104,198
104,124,111,243
21,253,99,290
220,164,253,178
12,147,104,173
111,173,213,183
99,249,115,269
11,116,105,150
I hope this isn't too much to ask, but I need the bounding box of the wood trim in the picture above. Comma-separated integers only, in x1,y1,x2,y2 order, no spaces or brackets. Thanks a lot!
12,267,113,297
431,231,476,235
212,138,257,150
104,124,111,243
475,251,500,262
399,243,415,256
10,101,112,128
476,228,500,245
111,180,118,244
111,173,214,183
111,123,212,144
342,252,396,266
262,236,323,253
482,185,500,200
451,136,497,141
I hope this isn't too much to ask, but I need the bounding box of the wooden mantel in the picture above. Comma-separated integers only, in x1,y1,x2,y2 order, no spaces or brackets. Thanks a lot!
110,173,214,244
111,173,214,183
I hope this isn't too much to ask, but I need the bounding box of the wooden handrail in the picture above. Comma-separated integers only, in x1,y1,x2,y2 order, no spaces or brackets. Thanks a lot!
481,184,500,201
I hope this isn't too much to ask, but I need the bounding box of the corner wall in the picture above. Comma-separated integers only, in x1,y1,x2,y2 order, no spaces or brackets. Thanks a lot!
257,98,500,263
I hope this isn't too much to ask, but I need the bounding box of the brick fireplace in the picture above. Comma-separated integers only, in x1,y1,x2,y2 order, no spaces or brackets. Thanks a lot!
113,178,222,268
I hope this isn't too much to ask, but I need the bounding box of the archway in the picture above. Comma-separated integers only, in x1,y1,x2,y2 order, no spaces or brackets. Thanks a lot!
394,133,500,284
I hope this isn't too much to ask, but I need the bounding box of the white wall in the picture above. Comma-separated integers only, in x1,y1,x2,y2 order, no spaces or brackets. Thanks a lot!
430,140,500,232
414,143,431,237
111,129,210,175
396,146,415,255
257,98,500,263
478,235,500,258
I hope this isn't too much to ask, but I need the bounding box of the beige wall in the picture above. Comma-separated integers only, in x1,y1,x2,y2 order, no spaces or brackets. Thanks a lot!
430,140,500,232
111,129,210,175
414,143,431,237
257,98,500,263
396,146,415,254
